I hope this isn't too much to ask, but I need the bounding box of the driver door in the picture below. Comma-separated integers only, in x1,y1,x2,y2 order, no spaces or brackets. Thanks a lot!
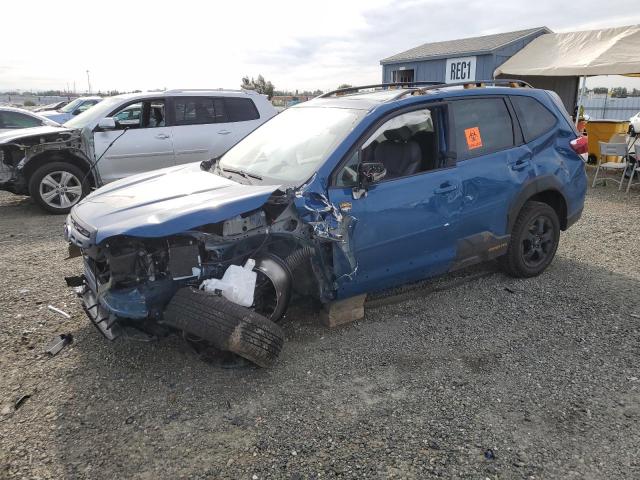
328,104,463,298
93,99,175,183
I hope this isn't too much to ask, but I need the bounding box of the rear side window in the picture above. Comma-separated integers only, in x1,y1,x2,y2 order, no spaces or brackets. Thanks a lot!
451,98,514,160
173,97,225,126
224,97,260,122
511,95,557,142
0,111,42,128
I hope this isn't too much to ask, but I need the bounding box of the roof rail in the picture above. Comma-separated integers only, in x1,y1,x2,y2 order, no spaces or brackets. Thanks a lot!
164,88,255,94
318,79,533,101
395,79,533,99
318,81,441,98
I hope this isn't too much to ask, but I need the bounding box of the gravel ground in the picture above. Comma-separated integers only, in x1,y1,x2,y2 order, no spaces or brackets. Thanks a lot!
0,175,639,479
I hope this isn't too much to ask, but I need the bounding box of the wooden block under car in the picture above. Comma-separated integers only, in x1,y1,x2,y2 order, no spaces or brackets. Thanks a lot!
321,294,366,327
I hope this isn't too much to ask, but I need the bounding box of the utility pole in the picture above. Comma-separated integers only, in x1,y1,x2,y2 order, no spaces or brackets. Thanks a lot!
86,70,91,94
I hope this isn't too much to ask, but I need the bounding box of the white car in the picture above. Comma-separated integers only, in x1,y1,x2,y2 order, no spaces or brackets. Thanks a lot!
629,112,640,134
0,106,60,132
0,89,277,213
38,96,103,124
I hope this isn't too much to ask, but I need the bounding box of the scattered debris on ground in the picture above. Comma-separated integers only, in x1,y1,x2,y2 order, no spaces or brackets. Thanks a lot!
0,182,639,478
44,334,73,356
46,305,71,319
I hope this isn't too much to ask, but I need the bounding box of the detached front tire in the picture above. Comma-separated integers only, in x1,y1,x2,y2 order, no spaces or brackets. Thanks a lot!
29,161,89,214
163,288,285,368
499,201,560,278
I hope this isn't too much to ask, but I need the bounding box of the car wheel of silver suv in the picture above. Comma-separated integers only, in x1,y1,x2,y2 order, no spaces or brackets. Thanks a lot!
29,162,89,214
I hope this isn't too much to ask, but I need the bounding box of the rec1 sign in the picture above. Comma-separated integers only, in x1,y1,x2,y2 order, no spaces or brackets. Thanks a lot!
445,56,476,84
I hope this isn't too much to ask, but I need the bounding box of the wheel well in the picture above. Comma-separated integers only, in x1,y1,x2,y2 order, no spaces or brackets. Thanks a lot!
528,190,568,230
23,151,95,188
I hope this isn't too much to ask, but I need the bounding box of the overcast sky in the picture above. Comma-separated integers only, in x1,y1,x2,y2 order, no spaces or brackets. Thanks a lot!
2,0,640,93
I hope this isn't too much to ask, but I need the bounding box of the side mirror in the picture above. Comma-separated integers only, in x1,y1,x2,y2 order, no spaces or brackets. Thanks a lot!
352,161,386,199
97,117,116,130
359,162,387,184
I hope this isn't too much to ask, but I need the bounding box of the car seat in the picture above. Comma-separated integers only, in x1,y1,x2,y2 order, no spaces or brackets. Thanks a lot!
374,126,421,179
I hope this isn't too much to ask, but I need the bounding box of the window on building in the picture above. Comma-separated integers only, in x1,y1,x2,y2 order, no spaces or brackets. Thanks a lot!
224,97,259,122
335,106,449,187
451,98,514,160
511,95,557,143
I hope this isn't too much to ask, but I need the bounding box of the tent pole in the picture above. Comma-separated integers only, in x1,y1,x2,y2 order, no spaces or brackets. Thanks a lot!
576,75,587,128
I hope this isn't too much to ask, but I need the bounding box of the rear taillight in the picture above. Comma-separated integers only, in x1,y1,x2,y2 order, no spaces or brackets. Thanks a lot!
570,136,588,155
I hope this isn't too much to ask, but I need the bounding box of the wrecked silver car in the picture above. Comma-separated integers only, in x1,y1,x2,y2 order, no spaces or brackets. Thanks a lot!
0,91,276,214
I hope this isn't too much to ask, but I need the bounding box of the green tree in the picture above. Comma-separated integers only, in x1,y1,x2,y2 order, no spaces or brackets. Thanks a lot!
337,84,353,90
611,87,628,98
23,100,36,107
241,75,275,99
592,87,608,95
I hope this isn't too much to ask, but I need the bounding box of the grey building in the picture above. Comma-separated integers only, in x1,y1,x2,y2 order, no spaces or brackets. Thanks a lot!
379,27,580,112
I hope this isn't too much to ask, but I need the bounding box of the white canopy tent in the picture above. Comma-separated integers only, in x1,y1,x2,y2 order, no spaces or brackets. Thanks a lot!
494,25,640,77
494,25,640,121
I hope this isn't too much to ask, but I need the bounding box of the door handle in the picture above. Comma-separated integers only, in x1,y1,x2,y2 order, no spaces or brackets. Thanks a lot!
218,130,231,135
510,159,530,171
434,183,458,194
154,133,170,139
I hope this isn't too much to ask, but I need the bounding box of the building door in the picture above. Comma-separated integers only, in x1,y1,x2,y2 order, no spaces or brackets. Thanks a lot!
392,69,415,83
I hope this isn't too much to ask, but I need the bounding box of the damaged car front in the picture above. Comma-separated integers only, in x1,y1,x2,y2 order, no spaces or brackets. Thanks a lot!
65,104,367,366
0,125,94,197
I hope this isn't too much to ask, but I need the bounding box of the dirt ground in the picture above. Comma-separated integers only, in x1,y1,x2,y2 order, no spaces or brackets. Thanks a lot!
0,176,639,479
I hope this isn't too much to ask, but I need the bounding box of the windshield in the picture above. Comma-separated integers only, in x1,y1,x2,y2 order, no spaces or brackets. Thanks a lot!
219,107,364,185
59,98,84,113
63,97,122,128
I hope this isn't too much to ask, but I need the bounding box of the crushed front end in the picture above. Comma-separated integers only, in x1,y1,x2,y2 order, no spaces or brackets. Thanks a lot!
65,191,339,342
0,128,90,195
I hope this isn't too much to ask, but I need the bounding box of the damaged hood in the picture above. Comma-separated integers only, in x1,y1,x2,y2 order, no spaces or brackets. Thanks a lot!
0,125,76,144
71,162,280,243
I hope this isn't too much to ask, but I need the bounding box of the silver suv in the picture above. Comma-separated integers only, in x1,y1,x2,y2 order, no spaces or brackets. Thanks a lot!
0,89,276,213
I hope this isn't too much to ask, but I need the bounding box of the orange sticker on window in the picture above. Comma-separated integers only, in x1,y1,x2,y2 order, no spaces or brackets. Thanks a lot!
464,127,483,150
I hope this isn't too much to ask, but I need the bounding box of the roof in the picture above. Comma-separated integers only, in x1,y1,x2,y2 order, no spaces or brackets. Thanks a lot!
0,105,58,122
380,27,551,64
303,81,537,110
109,89,263,102
494,25,640,77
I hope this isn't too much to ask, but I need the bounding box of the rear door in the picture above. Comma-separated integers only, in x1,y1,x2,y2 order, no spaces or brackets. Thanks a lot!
168,96,263,165
451,96,533,267
94,98,175,183
168,96,226,164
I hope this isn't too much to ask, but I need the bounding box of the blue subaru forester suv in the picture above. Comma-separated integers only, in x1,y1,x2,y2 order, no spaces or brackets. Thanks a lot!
64,80,587,366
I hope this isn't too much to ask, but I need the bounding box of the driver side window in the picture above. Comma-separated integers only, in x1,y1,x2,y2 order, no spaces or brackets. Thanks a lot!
110,100,166,130
336,105,449,187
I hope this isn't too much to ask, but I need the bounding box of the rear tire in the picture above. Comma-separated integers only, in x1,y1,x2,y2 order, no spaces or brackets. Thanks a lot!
499,201,560,278
28,161,89,214
163,287,284,367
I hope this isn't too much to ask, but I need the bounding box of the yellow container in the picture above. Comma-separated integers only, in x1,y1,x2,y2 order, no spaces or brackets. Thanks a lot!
586,120,630,163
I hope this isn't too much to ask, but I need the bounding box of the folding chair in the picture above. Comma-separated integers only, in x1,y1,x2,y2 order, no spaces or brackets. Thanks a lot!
625,144,640,194
591,141,629,189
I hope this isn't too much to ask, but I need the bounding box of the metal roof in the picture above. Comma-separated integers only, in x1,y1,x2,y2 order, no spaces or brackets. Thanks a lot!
380,27,551,64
